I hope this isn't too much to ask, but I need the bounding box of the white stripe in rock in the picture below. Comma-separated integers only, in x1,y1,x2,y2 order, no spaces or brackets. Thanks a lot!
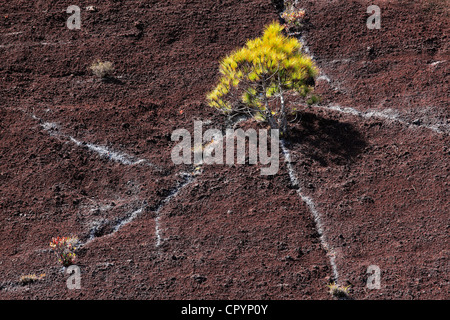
317,104,448,134
281,140,340,283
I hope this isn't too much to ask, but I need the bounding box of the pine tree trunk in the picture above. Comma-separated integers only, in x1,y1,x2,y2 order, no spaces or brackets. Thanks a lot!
262,81,278,131
279,87,288,137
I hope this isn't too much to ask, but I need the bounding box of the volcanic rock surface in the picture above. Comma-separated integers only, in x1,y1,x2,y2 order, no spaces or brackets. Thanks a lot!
0,0,448,299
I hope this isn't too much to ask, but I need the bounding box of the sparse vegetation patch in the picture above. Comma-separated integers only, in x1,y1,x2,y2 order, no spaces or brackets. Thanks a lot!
49,236,80,267
90,59,115,79
19,273,46,285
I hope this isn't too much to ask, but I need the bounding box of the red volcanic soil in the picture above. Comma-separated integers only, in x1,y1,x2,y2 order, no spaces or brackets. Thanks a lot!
0,0,448,300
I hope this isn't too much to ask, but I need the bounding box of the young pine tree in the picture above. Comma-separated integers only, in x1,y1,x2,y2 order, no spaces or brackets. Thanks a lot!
206,22,318,136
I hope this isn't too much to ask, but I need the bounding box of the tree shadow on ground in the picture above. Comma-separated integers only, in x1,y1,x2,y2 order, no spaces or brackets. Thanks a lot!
285,111,367,166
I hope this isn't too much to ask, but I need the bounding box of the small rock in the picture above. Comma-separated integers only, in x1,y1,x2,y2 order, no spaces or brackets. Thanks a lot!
288,183,299,190
360,195,374,204
134,21,144,30
191,274,207,284
284,255,294,261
